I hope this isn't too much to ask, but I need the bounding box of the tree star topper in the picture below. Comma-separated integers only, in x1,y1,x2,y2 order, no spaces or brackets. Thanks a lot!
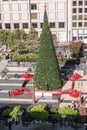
44,3,47,10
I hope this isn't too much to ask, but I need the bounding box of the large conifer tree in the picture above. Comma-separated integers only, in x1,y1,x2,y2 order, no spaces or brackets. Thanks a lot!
34,10,62,90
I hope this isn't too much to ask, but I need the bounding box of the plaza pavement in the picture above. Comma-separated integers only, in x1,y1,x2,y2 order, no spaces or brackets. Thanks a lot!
0,60,87,107
0,60,87,130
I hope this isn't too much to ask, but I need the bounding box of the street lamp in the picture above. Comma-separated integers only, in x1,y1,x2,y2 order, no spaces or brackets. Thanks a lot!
18,111,23,130
18,111,23,123
32,82,35,104
61,114,66,130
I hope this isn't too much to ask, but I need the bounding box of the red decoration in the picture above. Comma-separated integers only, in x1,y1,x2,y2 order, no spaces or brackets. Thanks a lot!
11,88,22,96
44,4,47,10
68,73,82,81
69,89,80,98
20,87,32,96
22,72,34,80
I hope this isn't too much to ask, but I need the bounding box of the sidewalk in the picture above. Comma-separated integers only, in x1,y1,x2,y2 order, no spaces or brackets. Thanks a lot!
1,122,86,130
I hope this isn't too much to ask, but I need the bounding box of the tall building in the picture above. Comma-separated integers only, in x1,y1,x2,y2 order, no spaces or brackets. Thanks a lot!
0,0,87,43
72,0,87,42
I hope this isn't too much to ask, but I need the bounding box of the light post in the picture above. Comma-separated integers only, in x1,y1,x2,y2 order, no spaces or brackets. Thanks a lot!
18,111,23,123
61,114,66,130
17,111,23,130
32,86,35,104
32,83,35,104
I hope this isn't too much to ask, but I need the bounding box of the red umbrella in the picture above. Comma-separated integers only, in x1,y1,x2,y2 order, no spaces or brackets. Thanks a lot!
69,89,80,98
22,72,34,80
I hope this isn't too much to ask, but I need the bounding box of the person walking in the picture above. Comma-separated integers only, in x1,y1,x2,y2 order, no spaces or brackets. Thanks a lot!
8,91,11,96
8,120,12,130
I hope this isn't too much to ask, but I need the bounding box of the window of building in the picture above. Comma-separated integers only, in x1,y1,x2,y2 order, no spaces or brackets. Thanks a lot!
84,1,87,5
72,15,77,20
72,22,77,27
40,23,43,28
5,23,11,29
84,15,87,20
72,37,77,41
32,23,37,28
78,8,82,13
22,23,28,28
78,22,82,27
78,29,83,35
72,8,77,13
78,37,82,40
84,30,87,34
84,22,87,27
0,14,1,20
31,4,37,10
72,1,77,6
0,24,2,29
78,15,83,20
84,8,87,13
14,23,19,29
31,13,37,19
78,1,83,6
59,22,65,28
50,22,55,28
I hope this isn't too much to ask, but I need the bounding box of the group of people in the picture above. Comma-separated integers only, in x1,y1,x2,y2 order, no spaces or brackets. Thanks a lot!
71,95,85,108
7,117,21,130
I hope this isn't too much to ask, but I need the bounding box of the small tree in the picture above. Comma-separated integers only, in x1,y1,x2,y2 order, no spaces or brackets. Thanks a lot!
69,42,84,58
27,27,39,53
34,10,62,90
78,44,84,58
0,29,10,45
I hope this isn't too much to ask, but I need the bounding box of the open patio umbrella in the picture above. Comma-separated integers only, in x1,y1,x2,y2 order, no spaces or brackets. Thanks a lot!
22,72,34,80
69,89,80,98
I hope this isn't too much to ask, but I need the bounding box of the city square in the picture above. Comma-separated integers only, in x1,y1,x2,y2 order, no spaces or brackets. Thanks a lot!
0,0,87,130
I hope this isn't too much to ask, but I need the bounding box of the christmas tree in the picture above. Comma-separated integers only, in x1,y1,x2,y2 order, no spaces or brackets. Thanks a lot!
34,10,62,90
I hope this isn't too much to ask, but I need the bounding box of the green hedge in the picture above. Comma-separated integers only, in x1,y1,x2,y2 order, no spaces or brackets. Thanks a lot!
12,52,38,62
27,104,48,120
54,106,79,122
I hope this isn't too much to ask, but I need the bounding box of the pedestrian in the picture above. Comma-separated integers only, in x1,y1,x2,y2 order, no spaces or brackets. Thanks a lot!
8,91,11,96
27,68,32,72
4,74,8,80
8,121,12,130
72,101,76,108
81,96,84,103
85,126,87,130
42,92,44,98
58,96,60,102
14,73,19,79
76,99,79,107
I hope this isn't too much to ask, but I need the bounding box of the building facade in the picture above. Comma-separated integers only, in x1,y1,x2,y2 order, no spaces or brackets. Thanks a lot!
0,0,87,43
72,0,87,43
